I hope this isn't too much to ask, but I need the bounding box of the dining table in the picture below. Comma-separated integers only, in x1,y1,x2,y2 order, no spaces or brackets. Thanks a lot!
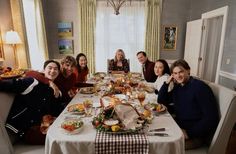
45,75,185,154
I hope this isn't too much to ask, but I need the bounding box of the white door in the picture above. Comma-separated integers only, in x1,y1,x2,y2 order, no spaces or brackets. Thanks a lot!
198,17,223,82
184,19,203,77
184,6,228,83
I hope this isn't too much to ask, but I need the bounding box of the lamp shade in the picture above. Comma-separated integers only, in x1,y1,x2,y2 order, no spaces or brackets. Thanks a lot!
5,30,22,44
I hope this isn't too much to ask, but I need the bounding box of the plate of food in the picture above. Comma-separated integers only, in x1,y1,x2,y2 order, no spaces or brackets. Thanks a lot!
131,72,142,78
92,104,147,134
61,118,84,135
67,103,85,115
0,69,24,79
80,87,95,94
93,72,106,78
145,103,167,115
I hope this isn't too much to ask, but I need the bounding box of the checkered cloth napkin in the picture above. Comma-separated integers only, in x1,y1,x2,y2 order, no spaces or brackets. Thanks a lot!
95,131,149,154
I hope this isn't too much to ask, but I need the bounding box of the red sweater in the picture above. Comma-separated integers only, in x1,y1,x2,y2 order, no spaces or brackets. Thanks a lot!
74,68,93,87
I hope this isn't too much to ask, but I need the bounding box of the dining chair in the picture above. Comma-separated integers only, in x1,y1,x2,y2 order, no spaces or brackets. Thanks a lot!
186,82,236,154
107,59,111,73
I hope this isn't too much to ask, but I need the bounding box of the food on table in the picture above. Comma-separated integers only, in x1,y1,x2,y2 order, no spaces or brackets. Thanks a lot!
0,69,24,78
61,119,83,133
144,86,155,93
80,87,95,94
67,103,85,113
92,103,149,133
111,125,121,132
155,104,166,112
104,119,119,126
143,110,151,118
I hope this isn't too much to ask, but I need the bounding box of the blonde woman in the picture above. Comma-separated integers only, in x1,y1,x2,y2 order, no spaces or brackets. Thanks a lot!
108,49,130,73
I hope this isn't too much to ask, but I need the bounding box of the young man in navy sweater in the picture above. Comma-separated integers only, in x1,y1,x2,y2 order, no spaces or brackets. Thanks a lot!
158,59,219,150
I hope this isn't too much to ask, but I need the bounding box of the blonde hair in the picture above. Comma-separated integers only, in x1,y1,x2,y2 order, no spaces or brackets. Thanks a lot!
114,49,125,61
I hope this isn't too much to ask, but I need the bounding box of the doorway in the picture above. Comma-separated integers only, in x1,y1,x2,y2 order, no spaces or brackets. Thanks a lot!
198,16,223,82
184,6,228,83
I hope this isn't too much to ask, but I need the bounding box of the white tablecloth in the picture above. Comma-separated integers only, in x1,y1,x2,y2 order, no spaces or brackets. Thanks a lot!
45,93,184,154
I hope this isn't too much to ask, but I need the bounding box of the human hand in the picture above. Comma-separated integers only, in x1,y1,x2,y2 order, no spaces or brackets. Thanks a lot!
68,89,76,98
182,129,189,140
49,81,62,98
166,75,174,84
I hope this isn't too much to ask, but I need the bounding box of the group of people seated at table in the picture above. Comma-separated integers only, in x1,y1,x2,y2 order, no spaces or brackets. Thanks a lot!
0,49,219,150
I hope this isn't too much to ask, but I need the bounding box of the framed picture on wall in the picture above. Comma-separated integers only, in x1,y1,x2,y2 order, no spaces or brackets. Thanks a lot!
58,39,74,54
58,22,73,38
162,25,177,50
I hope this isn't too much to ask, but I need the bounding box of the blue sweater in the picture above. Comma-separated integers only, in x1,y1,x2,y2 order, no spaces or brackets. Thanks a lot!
158,77,219,138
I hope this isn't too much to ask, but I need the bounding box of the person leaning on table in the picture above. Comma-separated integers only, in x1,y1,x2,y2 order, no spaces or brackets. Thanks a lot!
26,56,77,116
0,60,60,145
158,59,219,150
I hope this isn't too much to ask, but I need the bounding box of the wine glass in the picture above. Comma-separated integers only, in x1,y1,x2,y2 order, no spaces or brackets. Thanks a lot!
83,100,93,117
137,91,146,106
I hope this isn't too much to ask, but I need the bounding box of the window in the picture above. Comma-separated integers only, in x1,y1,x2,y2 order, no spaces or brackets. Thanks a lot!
95,1,145,72
22,0,47,70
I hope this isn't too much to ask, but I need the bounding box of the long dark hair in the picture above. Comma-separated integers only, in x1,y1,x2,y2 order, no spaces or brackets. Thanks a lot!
156,59,170,75
76,53,88,73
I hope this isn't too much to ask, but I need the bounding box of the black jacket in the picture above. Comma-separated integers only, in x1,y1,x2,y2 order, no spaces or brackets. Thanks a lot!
0,77,56,137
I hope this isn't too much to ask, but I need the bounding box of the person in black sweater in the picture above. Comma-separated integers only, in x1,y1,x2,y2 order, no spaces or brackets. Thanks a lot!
0,60,60,145
158,59,219,150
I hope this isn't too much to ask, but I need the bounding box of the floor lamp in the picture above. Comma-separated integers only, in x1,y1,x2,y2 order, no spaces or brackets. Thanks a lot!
5,30,22,68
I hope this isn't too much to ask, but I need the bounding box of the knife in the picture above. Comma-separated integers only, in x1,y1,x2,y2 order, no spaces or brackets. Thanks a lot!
148,128,165,132
147,133,169,137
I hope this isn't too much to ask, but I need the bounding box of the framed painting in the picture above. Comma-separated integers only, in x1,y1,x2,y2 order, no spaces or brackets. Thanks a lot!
162,25,177,50
58,22,73,38
58,39,74,54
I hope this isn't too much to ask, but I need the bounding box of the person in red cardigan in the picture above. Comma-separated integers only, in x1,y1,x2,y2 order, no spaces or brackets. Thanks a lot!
74,53,93,88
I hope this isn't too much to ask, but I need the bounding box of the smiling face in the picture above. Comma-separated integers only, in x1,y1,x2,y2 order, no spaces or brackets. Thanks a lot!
154,61,164,76
61,62,75,77
78,55,87,69
172,66,190,84
44,62,60,81
137,53,147,64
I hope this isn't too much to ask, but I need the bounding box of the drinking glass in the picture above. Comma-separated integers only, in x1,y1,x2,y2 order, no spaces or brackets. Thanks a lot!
137,91,146,106
83,100,93,117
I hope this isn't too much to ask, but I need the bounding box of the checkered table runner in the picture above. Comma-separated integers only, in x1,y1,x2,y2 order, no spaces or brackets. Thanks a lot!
95,131,149,154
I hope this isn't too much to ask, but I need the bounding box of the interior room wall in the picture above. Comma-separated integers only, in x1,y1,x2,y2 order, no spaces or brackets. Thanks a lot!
160,0,190,61
189,0,236,90
0,0,14,68
42,0,80,60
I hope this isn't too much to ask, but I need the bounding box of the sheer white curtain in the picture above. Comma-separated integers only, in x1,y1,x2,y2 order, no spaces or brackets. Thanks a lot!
95,1,145,72
22,0,48,70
